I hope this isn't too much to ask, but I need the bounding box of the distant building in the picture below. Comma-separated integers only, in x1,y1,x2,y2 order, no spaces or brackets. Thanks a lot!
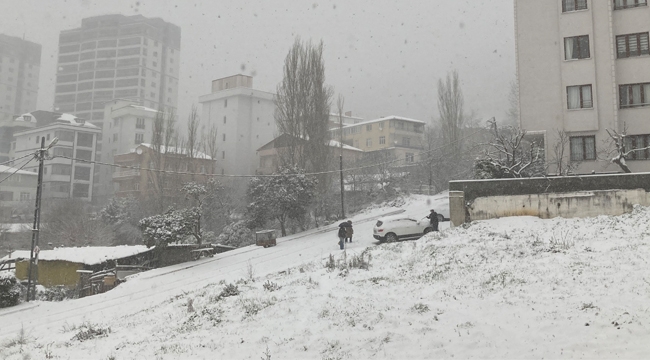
0,110,73,163
331,116,426,165
112,143,215,199
256,133,364,175
54,14,181,128
0,34,41,123
0,164,37,221
515,0,650,173
96,99,160,201
327,111,364,130
13,114,100,201
199,74,277,176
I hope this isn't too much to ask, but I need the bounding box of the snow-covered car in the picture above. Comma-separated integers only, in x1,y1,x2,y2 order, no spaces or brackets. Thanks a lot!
373,216,436,242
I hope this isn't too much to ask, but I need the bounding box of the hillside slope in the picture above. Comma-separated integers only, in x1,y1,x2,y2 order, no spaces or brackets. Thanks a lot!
2,194,650,359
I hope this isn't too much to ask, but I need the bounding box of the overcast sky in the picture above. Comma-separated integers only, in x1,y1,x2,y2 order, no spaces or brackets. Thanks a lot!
0,0,515,126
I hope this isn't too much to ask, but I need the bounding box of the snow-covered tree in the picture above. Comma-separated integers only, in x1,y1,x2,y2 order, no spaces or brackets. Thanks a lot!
246,166,317,236
474,118,545,179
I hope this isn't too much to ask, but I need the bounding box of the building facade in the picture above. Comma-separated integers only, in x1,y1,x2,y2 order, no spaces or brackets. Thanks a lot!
331,116,426,165
0,34,41,123
199,74,277,176
54,14,181,128
96,99,159,201
13,114,100,201
515,0,650,174
0,165,37,220
112,143,215,199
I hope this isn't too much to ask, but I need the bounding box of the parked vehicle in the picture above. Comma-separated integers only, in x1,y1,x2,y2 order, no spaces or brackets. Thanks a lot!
373,215,435,242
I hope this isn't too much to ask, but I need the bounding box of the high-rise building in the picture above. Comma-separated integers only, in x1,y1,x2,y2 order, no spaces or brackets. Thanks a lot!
0,34,41,160
199,74,277,176
54,14,181,128
515,0,650,174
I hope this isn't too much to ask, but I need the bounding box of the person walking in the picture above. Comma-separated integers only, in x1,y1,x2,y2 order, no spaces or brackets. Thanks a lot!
426,209,439,232
345,220,354,243
337,221,350,250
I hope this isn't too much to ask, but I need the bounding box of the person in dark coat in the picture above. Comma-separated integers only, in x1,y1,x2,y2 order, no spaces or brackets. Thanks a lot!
426,209,439,232
338,221,350,249
345,220,354,243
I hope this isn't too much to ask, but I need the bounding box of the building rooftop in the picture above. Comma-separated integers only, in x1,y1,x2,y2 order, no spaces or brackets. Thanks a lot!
0,165,36,176
2,245,152,265
118,143,212,160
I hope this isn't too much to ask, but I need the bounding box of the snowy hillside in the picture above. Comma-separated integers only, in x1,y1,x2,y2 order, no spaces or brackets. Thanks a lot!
2,193,650,359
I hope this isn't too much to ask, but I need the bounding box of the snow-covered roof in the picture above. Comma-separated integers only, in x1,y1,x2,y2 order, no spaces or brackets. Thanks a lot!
129,105,158,112
339,115,426,129
0,223,31,233
328,140,363,152
0,165,38,176
2,245,152,265
54,113,100,129
133,144,212,160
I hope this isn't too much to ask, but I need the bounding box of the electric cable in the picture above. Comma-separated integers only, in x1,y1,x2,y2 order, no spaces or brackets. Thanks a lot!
0,155,36,185
0,152,37,167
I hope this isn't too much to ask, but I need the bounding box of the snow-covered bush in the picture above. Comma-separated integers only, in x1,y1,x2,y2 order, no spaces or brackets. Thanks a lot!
215,220,254,248
0,272,22,308
36,285,76,302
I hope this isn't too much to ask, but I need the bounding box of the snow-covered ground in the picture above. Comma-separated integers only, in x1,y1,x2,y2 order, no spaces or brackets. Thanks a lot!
1,192,650,359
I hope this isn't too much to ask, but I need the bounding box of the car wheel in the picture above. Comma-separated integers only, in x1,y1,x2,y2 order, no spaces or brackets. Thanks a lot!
385,233,398,243
437,214,444,222
423,227,433,234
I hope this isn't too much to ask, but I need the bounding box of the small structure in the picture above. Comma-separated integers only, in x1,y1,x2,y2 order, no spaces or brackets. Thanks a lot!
255,230,277,248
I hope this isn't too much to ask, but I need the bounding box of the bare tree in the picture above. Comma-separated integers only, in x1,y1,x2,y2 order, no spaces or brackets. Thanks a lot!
474,118,545,178
437,70,465,162
201,123,219,164
150,108,177,212
550,129,580,176
274,38,333,172
186,105,200,177
603,125,650,173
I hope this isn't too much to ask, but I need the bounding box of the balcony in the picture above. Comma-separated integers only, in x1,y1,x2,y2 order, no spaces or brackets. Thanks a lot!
112,169,140,179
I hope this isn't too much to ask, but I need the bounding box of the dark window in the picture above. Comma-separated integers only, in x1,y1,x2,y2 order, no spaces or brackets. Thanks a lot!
564,35,590,60
562,0,588,12
135,133,144,144
72,183,90,198
136,118,146,129
624,134,650,160
570,136,596,161
51,164,72,175
614,0,647,10
77,132,94,147
75,149,93,161
54,131,75,142
619,83,650,108
74,166,91,181
405,153,414,163
567,85,593,109
616,32,649,58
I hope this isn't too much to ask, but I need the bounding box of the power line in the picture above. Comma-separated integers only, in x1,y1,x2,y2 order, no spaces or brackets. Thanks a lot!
0,152,37,167
0,156,36,186
51,129,485,179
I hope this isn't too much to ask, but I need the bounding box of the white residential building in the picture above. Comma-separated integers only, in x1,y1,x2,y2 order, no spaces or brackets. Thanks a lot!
515,0,650,173
13,114,100,201
199,74,277,175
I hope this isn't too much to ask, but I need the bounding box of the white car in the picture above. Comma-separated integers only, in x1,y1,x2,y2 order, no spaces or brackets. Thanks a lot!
373,215,438,242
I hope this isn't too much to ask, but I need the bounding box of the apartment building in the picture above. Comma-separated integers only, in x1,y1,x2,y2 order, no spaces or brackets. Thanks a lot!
0,34,41,123
332,116,426,165
13,114,100,201
199,74,277,176
0,165,37,220
112,143,215,199
516,0,650,173
54,14,181,127
96,98,159,199
0,34,41,162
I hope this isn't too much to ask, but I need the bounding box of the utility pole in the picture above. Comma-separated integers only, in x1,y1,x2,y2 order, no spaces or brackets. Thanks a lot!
337,95,345,219
26,137,57,302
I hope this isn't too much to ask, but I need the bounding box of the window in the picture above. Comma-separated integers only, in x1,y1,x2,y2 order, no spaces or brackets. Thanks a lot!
223,134,226,141
570,136,596,161
136,118,145,129
403,137,411,147
222,151,225,159
72,184,90,198
564,35,590,60
619,83,650,108
366,138,372,147
113,133,118,142
223,116,227,124
567,85,593,109
379,136,386,145
224,99,228,107
405,153,414,163
75,149,92,161
0,191,13,201
135,133,144,144
152,61,157,67
378,122,384,130
616,32,649,58
614,0,647,10
20,192,30,201
562,0,588,12
74,166,91,181
624,134,650,160
366,124,372,131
